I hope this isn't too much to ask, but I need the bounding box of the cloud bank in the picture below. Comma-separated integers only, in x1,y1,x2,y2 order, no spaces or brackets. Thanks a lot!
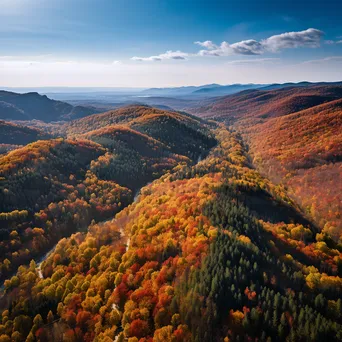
196,28,324,56
132,28,324,61
131,50,188,62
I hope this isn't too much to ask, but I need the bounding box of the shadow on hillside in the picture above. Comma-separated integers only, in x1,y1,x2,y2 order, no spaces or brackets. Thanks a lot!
241,188,314,228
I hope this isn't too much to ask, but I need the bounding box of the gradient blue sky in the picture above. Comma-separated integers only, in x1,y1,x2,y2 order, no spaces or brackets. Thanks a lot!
1,0,342,87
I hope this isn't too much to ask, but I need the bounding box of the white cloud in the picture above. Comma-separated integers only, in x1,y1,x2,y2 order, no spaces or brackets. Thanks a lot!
322,39,342,45
301,56,342,64
226,58,280,65
198,48,223,56
262,28,323,52
131,50,188,62
196,28,324,57
194,40,218,50
230,40,264,55
131,28,324,62
197,40,265,56
197,42,230,56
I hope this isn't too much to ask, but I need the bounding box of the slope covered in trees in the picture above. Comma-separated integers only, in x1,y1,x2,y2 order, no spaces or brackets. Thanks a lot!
0,121,52,154
0,138,106,212
63,105,212,135
193,85,342,242
245,99,342,240
62,105,216,162
127,113,214,159
0,121,51,146
0,138,132,280
0,106,215,284
0,126,341,342
83,125,191,190
193,85,342,123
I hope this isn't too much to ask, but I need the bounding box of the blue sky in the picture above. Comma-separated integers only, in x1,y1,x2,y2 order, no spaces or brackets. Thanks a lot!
1,0,342,87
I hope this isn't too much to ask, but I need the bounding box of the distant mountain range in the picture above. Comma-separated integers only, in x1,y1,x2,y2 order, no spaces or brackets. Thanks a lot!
192,84,265,95
139,84,221,96
2,82,342,123
141,83,266,97
0,90,101,122
140,81,342,97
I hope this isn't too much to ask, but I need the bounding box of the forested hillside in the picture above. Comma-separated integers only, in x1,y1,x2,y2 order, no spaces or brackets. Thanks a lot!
193,85,342,243
0,121,51,145
0,138,131,281
0,121,52,154
193,85,342,123
0,107,215,282
2,0,342,340
62,105,211,136
0,126,341,341
83,125,191,189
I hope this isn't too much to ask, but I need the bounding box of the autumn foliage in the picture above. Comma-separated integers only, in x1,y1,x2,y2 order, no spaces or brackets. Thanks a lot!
0,124,341,341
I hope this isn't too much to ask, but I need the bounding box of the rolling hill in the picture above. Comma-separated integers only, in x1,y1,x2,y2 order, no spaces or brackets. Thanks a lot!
193,85,342,241
0,106,216,283
63,105,207,134
62,106,216,159
82,125,192,189
0,137,124,280
0,120,52,146
1,126,341,342
82,125,168,157
0,138,106,212
193,85,342,123
245,99,342,240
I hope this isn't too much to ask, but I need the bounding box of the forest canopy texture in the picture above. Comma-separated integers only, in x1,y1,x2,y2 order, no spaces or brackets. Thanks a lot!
0,98,341,342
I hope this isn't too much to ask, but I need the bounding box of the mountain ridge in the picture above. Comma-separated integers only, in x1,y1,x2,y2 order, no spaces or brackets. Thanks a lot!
0,90,102,122
0,106,216,283
1,124,341,341
192,84,342,242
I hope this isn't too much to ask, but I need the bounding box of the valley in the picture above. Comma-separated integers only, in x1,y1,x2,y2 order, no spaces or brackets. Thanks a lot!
2,1,342,340
0,84,341,341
